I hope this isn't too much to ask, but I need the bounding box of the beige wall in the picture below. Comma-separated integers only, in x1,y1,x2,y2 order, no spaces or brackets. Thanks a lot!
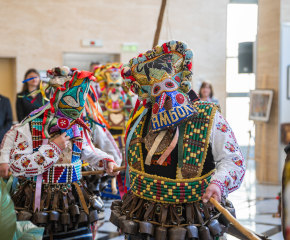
255,0,281,184
0,0,228,112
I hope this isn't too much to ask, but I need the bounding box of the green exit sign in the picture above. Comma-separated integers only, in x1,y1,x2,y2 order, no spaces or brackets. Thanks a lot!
121,43,138,52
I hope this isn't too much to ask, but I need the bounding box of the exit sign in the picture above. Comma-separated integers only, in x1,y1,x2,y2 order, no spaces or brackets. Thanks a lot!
121,43,138,52
82,39,103,47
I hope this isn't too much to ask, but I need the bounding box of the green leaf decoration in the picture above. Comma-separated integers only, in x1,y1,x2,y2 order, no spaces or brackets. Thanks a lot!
13,221,44,240
0,177,17,240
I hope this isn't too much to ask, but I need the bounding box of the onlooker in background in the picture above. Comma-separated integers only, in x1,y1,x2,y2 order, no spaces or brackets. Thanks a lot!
199,81,219,104
0,94,12,143
16,69,47,123
90,61,101,72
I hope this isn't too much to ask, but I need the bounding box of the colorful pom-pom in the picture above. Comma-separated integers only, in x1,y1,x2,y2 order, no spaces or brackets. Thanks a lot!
185,49,194,60
61,66,70,76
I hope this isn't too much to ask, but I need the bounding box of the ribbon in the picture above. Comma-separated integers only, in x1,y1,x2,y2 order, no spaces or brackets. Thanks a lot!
125,108,148,187
145,130,168,166
157,127,179,165
34,138,48,212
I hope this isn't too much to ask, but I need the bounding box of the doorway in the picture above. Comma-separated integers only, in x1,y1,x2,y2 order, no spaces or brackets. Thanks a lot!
0,58,17,122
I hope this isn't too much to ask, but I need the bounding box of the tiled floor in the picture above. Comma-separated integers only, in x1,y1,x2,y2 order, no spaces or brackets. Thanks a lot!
94,146,282,239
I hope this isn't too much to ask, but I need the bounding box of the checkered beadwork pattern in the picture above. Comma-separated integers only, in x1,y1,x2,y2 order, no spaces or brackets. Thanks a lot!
129,168,214,204
127,102,218,176
31,118,43,152
181,101,218,177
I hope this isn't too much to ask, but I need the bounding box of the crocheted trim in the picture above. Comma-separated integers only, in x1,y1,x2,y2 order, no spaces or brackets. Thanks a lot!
121,40,193,96
49,142,62,155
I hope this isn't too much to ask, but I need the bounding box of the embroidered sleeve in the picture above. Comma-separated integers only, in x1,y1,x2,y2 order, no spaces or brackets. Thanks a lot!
81,131,115,172
2,124,62,178
92,125,122,167
210,111,246,197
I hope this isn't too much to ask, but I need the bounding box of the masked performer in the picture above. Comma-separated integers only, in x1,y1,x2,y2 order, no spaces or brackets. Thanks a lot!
0,67,119,240
95,63,135,159
94,63,135,199
109,40,245,240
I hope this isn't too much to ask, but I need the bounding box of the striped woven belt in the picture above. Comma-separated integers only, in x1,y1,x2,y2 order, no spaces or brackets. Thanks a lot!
129,168,215,204
30,161,82,184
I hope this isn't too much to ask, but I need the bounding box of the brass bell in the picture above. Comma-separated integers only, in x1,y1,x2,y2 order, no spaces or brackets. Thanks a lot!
45,222,52,235
98,182,108,192
168,226,187,240
35,211,49,226
49,210,60,230
118,215,127,233
155,226,167,240
186,224,199,239
112,205,121,212
74,210,88,230
139,221,155,239
89,209,99,223
207,219,222,237
61,212,70,232
91,198,103,211
198,225,212,240
69,205,80,222
109,210,121,228
123,220,139,235
97,196,104,205
110,200,122,210
17,210,32,221
219,207,236,227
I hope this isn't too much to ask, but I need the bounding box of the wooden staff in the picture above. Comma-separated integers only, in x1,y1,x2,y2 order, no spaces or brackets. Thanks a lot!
7,166,126,178
209,197,261,240
152,0,167,48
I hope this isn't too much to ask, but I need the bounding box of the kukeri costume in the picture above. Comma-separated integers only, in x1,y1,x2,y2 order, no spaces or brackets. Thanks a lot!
109,40,246,240
95,63,135,160
0,67,118,239
94,63,135,199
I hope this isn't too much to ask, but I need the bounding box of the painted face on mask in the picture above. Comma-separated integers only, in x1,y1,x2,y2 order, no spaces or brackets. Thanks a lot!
125,49,197,132
57,78,90,120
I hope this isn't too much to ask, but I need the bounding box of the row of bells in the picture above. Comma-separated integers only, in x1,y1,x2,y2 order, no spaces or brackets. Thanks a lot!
110,200,236,240
16,196,104,235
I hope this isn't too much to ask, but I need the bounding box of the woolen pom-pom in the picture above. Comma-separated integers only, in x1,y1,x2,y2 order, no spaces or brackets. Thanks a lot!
61,66,70,76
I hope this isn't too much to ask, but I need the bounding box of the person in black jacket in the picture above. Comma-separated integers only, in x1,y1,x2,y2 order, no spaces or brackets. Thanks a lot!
16,69,48,122
0,94,12,143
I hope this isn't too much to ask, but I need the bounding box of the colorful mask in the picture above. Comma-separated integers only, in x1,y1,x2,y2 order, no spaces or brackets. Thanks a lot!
121,40,197,132
22,67,96,139
95,63,134,150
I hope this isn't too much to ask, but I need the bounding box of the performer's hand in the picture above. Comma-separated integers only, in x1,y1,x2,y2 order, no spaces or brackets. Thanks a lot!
106,162,120,176
53,132,70,150
0,163,9,178
202,183,221,207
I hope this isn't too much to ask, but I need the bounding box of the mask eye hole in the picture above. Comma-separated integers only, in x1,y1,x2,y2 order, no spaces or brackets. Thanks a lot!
165,81,175,88
153,85,161,94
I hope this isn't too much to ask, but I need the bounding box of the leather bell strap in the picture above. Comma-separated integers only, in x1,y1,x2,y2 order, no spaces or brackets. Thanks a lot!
72,182,89,215
157,127,179,165
34,138,48,212
145,130,168,166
